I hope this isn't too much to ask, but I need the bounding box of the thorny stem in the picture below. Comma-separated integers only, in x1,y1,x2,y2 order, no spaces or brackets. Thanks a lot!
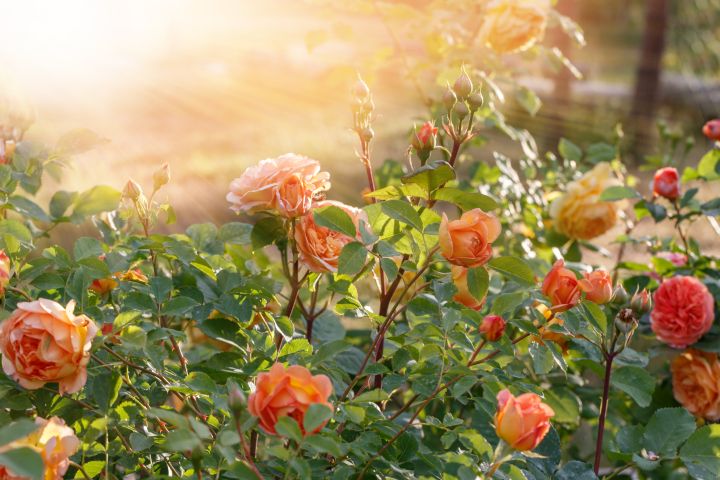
672,199,691,255
234,417,264,479
594,351,616,474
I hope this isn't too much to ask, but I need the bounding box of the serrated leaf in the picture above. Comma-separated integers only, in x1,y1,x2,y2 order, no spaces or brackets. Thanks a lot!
275,417,303,443
643,407,696,456
611,365,655,407
380,200,423,231
680,424,720,479
0,447,43,480
303,403,333,433
488,256,535,286
338,242,367,276
313,205,356,237
600,186,640,201
466,267,489,303
432,187,499,211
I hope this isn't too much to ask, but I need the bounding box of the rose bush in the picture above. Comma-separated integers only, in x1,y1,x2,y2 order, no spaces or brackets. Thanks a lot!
0,3,720,480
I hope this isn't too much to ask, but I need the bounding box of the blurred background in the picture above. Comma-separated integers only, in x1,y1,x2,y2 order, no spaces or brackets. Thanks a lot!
1,0,719,230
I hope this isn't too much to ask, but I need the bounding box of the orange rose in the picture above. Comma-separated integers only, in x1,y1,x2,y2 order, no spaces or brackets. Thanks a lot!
0,250,10,296
452,266,486,310
294,200,367,272
671,349,720,421
226,153,330,217
495,389,554,451
439,209,501,267
0,416,79,480
248,363,333,435
578,269,613,304
90,277,118,295
550,162,619,240
479,0,549,54
117,268,149,283
480,315,506,342
0,299,98,394
541,260,582,311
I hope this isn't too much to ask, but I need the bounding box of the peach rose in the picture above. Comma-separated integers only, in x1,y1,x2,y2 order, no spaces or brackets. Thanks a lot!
671,349,720,421
0,416,79,480
479,0,550,54
0,299,98,394
651,276,715,348
451,266,486,310
541,260,582,312
0,250,10,296
294,200,367,272
703,119,720,141
495,389,554,451
578,269,613,304
653,167,680,200
480,315,506,342
549,162,619,240
248,363,333,435
439,209,501,267
90,277,118,295
226,153,330,217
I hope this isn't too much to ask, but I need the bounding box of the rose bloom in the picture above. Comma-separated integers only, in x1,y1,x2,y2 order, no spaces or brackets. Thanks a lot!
657,251,688,267
671,349,720,421
226,153,330,217
439,209,501,267
480,315,506,342
578,269,613,304
653,167,680,200
451,266,486,310
294,200,367,273
117,268,149,283
550,162,619,240
542,260,583,311
0,250,10,296
651,276,715,348
248,363,333,435
479,0,549,54
495,389,554,451
0,299,98,394
0,416,80,480
703,119,720,141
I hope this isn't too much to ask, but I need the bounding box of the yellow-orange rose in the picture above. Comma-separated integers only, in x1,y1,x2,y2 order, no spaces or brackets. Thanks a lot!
439,209,501,267
0,416,79,480
226,153,330,217
495,389,554,451
671,349,720,420
0,299,98,394
549,162,619,240
294,200,367,273
451,266,486,310
479,0,550,54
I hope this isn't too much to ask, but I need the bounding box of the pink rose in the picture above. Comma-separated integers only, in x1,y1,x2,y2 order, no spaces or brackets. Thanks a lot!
703,119,720,141
651,276,715,348
227,153,330,217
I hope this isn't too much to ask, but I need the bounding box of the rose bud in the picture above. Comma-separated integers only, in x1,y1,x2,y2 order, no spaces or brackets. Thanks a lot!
442,84,457,110
0,250,10,296
123,179,143,201
541,260,582,312
578,269,613,304
412,121,438,151
248,363,332,435
610,284,629,305
352,76,371,101
653,167,681,201
630,289,652,315
468,92,484,111
453,67,473,99
453,101,469,119
495,389,554,451
703,119,720,141
651,276,714,349
228,387,247,415
439,209,501,267
615,308,637,333
153,163,171,190
480,315,506,342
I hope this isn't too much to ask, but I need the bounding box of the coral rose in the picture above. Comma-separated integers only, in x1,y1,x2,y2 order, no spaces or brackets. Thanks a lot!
248,363,333,435
0,250,10,296
495,389,554,451
451,266,486,310
651,276,715,348
479,0,549,54
0,416,80,480
671,349,720,421
541,260,582,311
653,167,680,200
294,200,367,272
578,269,613,304
550,162,619,240
703,119,720,141
439,209,501,267
480,315,506,342
0,299,98,394
226,153,330,217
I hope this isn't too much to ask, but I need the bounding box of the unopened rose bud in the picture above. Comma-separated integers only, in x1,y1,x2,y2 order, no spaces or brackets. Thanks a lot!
362,99,375,114
361,127,374,142
453,101,469,119
468,92,484,111
615,308,637,332
352,76,371,101
153,163,170,190
123,179,143,201
442,85,457,111
453,67,473,100
228,388,247,415
480,315,506,342
610,285,629,305
412,121,438,153
703,119,720,141
630,289,652,315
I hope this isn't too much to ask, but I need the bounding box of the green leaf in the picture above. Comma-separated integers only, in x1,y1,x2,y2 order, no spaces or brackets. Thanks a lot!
401,160,455,195
0,419,39,446
49,190,78,219
554,461,598,480
432,187,499,211
380,200,423,231
73,236,103,260
488,256,535,286
466,267,489,304
698,150,720,180
0,219,32,253
559,138,582,162
611,366,655,407
162,429,202,451
91,370,122,411
275,417,303,443
680,424,720,479
543,388,581,425
338,242,368,276
75,460,105,478
600,186,641,201
352,389,389,403
365,183,427,201
9,196,50,222
516,86,542,116
303,435,344,457
303,403,333,433
0,447,43,480
643,408,696,456
250,216,286,249
163,296,200,316
71,186,121,218
313,205,356,237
